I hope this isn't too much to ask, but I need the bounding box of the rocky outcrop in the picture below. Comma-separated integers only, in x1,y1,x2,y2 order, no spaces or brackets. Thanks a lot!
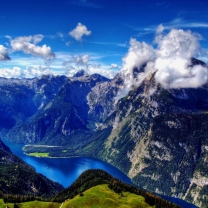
92,76,208,207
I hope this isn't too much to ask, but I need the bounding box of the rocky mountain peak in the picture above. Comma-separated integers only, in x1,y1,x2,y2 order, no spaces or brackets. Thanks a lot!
73,69,87,77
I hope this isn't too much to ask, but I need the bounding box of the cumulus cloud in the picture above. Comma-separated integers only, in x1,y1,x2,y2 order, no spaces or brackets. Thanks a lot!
0,66,54,79
63,54,89,68
69,23,91,41
111,63,118,68
63,54,116,79
0,45,11,60
156,24,164,34
119,26,208,98
88,64,117,79
154,28,205,88
63,54,90,76
75,54,89,65
9,35,55,59
119,38,155,97
0,67,24,78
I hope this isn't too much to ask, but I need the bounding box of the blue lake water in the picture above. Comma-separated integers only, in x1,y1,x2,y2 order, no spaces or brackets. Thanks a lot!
3,140,198,208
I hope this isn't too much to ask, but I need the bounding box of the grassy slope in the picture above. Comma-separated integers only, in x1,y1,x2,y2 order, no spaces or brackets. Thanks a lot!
0,199,60,208
28,152,49,157
62,184,154,208
0,184,153,208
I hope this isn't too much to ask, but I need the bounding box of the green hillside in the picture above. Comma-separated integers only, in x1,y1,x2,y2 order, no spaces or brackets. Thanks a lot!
53,169,181,208
0,199,60,208
61,184,153,208
0,169,181,208
0,140,63,200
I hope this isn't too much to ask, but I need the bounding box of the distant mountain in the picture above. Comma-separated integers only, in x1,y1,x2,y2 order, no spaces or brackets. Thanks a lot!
0,73,109,145
0,139,63,200
1,59,208,207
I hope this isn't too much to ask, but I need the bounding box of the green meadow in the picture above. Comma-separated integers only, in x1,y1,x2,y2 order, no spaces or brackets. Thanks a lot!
0,199,60,208
62,184,154,208
28,152,49,157
0,185,154,208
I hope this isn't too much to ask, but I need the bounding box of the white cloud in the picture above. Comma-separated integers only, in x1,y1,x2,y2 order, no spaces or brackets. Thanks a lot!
62,53,117,79
118,26,208,98
24,66,55,78
63,54,89,70
111,64,118,68
154,28,205,88
156,24,164,34
90,41,128,48
9,35,55,59
165,18,208,29
0,67,23,78
88,64,117,79
119,38,155,97
69,23,91,41
0,66,54,79
57,32,64,38
75,54,89,65
0,45,11,60
0,49,119,79
128,18,208,38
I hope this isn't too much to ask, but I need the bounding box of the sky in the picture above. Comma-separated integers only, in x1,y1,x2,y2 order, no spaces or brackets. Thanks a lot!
0,0,208,80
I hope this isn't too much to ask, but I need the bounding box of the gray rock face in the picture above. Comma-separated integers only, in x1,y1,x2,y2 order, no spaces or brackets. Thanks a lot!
87,73,124,124
0,73,109,144
93,75,208,207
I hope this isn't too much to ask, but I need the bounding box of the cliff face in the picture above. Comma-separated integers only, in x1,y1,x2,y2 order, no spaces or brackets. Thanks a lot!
94,76,208,207
0,73,109,145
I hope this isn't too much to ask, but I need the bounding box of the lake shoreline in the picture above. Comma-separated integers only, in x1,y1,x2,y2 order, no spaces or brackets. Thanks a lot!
3,140,199,208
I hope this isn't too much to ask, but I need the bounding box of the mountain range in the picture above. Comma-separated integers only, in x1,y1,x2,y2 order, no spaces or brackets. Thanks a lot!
0,59,207,207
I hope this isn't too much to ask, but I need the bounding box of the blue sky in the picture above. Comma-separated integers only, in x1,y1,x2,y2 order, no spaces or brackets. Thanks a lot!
0,0,208,78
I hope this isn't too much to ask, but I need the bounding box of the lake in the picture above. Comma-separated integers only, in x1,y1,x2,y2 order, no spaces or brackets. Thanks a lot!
3,140,198,208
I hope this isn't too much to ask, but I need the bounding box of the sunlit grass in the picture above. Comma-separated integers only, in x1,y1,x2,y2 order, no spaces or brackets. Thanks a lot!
0,199,60,208
28,152,49,157
62,184,154,208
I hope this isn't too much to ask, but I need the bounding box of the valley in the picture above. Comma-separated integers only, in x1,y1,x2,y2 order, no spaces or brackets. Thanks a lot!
0,59,208,207
0,142,181,208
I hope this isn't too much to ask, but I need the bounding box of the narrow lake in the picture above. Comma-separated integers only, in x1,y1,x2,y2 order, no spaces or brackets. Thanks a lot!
3,140,198,208
2,140,133,188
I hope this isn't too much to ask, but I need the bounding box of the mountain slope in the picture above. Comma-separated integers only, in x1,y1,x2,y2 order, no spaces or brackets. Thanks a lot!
53,169,180,208
20,69,207,207
85,78,208,207
61,184,153,208
0,73,109,145
0,169,180,208
0,139,63,199
1,60,208,207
